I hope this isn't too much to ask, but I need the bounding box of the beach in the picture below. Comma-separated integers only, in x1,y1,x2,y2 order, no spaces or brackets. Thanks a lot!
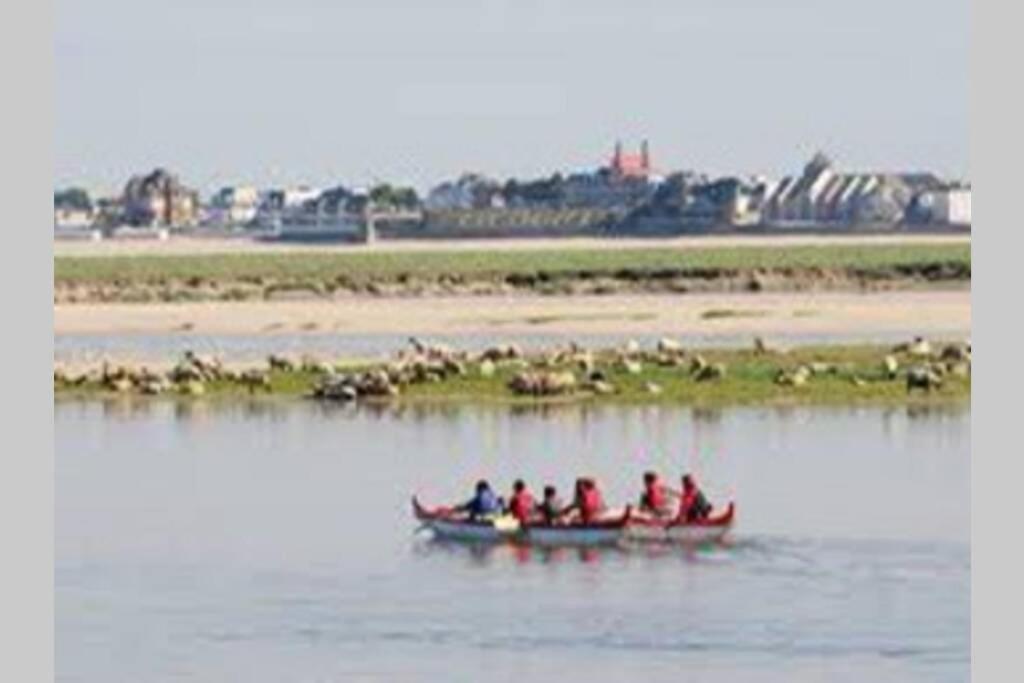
55,289,970,338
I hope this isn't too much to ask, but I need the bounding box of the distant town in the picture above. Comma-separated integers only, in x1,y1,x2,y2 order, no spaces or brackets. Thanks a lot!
54,142,971,243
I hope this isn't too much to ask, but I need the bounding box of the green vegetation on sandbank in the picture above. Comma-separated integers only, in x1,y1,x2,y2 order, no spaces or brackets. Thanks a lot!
54,243,971,302
54,343,970,408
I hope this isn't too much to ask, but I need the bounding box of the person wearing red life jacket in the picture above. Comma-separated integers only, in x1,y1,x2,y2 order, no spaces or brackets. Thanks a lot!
679,473,713,522
639,471,679,517
506,479,536,523
579,478,606,523
561,477,606,523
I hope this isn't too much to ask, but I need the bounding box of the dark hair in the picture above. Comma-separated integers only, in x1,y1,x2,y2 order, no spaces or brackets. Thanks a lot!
513,479,526,492
643,471,657,484
682,474,695,487
476,479,490,492
543,485,556,497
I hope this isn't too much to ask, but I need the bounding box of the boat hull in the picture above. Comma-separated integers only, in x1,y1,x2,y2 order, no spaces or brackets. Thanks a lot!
412,496,519,543
521,525,625,547
413,497,632,547
423,518,514,543
626,502,736,544
413,497,735,547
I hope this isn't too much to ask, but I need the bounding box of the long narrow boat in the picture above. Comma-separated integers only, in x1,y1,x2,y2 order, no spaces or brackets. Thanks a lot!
413,497,632,547
626,502,736,544
412,497,519,543
520,506,633,548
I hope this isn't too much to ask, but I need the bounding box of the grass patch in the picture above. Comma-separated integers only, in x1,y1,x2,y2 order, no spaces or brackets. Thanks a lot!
55,243,971,288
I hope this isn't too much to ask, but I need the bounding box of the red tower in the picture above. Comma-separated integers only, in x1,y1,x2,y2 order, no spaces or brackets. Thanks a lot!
610,140,651,178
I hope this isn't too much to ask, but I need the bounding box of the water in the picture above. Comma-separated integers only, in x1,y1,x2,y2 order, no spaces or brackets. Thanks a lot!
55,327,970,366
56,400,969,682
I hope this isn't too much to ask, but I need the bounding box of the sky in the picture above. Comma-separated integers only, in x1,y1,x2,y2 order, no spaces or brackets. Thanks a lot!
55,0,969,195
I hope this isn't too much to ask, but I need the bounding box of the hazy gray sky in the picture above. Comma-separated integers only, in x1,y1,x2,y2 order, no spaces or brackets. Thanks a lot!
56,0,968,194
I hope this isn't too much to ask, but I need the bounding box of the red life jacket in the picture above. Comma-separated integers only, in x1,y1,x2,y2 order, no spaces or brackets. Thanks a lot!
581,487,603,522
645,482,666,512
509,490,535,522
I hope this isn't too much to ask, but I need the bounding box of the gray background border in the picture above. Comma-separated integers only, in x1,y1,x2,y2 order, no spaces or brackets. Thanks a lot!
2,0,52,680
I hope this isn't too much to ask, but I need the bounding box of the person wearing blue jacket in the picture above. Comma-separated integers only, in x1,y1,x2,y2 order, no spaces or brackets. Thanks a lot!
454,480,503,521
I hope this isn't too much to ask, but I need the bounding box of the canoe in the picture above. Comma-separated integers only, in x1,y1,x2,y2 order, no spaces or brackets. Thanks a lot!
521,506,633,548
412,496,519,543
626,502,736,544
413,497,632,547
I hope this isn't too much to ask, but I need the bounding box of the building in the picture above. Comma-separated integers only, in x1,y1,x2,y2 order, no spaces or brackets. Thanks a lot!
264,185,368,241
207,186,260,226
253,186,322,228
121,168,199,227
909,184,972,226
425,174,503,210
53,206,94,229
559,141,659,209
53,188,95,228
761,153,944,226
610,140,653,179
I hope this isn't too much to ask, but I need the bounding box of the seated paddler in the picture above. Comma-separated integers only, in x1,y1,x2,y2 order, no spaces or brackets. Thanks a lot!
679,473,713,522
453,479,502,521
506,479,536,523
638,471,679,518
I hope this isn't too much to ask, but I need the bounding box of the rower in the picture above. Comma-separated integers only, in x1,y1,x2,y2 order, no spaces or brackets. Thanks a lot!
538,485,563,525
679,473,713,522
454,479,502,521
562,477,606,523
583,478,608,522
639,471,678,517
507,479,536,523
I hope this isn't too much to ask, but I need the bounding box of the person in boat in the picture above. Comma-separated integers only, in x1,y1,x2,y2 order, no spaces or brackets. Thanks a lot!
506,479,536,523
679,473,713,522
561,477,606,524
537,485,563,525
453,479,502,521
638,471,679,518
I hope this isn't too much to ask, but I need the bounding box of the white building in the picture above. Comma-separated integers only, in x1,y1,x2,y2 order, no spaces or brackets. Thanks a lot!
207,185,261,225
761,153,943,226
53,206,94,229
254,186,323,227
920,186,971,225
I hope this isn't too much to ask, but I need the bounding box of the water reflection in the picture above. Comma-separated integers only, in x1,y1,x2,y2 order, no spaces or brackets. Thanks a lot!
61,395,970,430
412,536,632,566
412,534,736,567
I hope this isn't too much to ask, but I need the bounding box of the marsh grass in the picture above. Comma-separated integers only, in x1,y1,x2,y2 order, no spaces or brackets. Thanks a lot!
55,243,971,287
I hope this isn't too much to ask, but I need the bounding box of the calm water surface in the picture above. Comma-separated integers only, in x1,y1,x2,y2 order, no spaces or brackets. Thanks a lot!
56,400,969,682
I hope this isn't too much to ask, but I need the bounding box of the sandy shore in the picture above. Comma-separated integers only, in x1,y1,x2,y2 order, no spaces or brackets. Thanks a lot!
53,233,970,257
54,290,971,339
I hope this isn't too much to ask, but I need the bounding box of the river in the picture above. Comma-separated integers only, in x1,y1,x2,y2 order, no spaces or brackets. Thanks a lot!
56,400,969,682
